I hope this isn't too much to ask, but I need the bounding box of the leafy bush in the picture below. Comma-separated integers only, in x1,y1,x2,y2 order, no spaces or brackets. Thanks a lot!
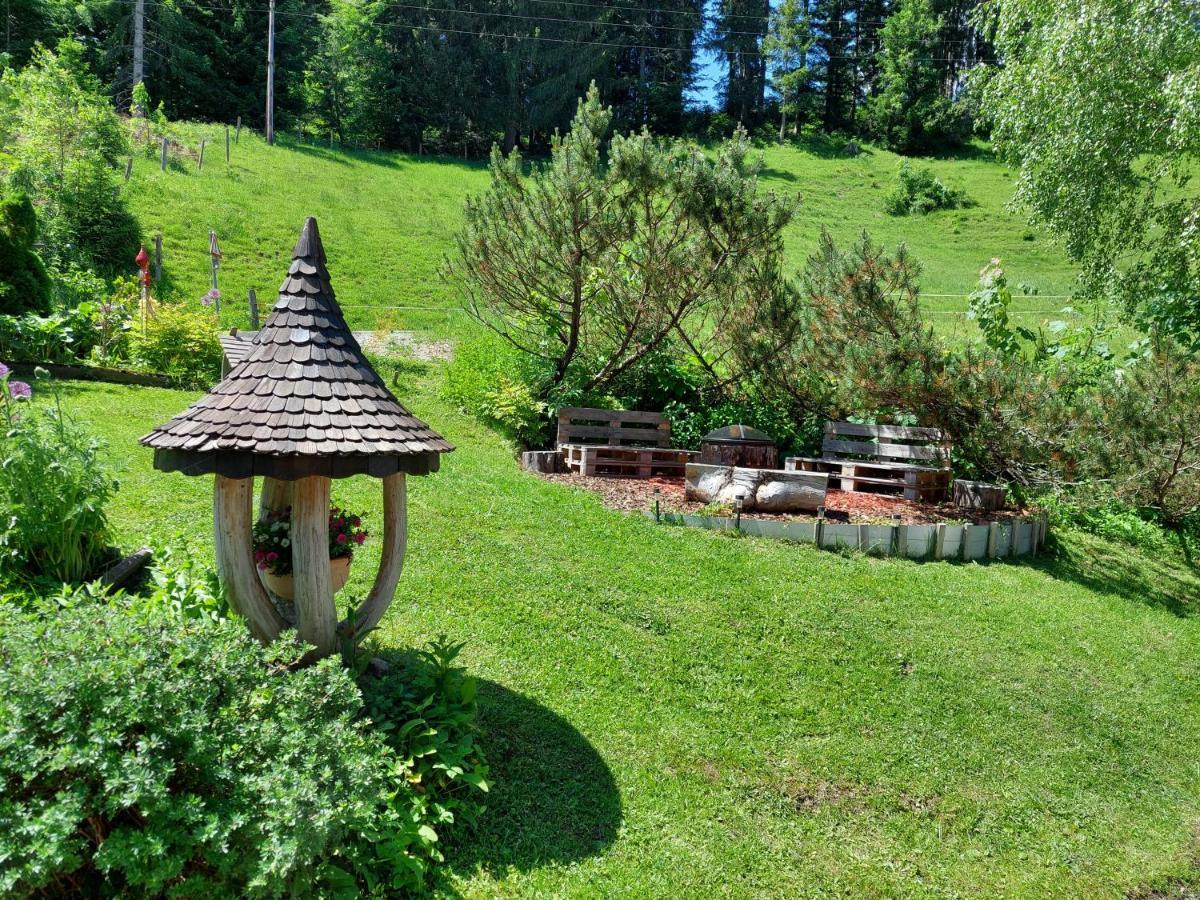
0,371,117,584
0,192,51,316
130,302,222,386
0,597,488,897
884,161,969,215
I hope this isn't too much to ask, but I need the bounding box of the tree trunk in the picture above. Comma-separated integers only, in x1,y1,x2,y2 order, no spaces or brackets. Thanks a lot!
779,110,787,141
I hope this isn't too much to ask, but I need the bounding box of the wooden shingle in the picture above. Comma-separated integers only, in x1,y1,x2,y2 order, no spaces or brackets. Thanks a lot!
141,217,453,480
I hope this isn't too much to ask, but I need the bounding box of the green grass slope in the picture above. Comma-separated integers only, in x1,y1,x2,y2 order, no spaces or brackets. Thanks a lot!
124,127,1076,336
60,369,1199,898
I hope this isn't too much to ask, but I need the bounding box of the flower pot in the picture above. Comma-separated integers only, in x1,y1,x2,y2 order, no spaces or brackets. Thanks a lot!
260,555,351,601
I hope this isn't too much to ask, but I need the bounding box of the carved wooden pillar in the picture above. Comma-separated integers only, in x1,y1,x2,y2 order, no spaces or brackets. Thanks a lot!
213,475,286,642
291,474,337,658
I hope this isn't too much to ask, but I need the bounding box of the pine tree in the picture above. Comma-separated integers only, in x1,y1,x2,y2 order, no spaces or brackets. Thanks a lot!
762,0,814,139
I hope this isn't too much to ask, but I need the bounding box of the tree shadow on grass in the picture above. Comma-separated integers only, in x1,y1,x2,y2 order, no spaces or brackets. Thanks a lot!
1028,533,1199,618
437,679,622,884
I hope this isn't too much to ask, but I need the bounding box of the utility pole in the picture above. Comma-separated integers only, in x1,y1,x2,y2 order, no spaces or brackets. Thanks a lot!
265,0,276,145
132,0,145,91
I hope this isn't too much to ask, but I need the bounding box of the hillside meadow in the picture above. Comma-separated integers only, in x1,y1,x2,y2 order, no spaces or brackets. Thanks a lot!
53,361,1200,898
124,125,1077,337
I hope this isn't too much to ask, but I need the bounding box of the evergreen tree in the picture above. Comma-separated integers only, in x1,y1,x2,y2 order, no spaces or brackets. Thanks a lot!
810,0,853,131
709,0,770,126
865,0,967,152
763,0,815,139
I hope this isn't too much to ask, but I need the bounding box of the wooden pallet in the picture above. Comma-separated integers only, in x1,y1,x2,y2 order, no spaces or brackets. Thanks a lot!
563,443,696,478
786,457,951,502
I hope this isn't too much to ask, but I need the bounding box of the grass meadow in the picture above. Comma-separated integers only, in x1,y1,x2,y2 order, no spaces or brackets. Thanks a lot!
124,126,1078,339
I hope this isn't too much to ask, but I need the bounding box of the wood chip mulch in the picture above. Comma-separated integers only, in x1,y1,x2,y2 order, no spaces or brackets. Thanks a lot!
536,473,1026,525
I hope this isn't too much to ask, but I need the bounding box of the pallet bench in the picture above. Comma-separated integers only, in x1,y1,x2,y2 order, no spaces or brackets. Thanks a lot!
785,421,952,502
557,407,695,477
564,444,696,477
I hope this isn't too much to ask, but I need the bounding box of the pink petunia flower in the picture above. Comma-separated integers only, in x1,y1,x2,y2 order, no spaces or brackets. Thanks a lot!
353,532,365,545
266,551,278,562
336,533,348,544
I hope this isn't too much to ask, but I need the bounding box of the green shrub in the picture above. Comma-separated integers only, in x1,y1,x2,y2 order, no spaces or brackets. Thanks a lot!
130,302,222,386
884,161,969,215
0,372,117,584
1039,495,1172,553
0,193,51,316
0,596,487,897
663,392,823,459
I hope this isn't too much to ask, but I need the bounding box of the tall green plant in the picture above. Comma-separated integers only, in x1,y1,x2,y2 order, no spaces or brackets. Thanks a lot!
0,368,117,583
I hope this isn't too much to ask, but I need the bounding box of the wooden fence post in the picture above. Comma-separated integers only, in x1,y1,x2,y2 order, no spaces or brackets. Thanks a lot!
225,126,230,163
160,137,168,171
153,234,162,282
235,116,242,143
198,139,206,170
248,289,259,330
124,157,133,182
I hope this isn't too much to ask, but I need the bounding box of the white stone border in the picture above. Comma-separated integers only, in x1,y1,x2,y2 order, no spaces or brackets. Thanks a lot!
645,511,1048,561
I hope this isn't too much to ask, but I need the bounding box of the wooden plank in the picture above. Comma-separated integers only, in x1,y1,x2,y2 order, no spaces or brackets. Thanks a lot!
826,420,944,442
558,407,666,425
558,424,669,443
823,439,946,461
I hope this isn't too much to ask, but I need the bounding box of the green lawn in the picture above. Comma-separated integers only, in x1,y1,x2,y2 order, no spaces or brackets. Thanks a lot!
58,369,1200,898
124,127,1077,337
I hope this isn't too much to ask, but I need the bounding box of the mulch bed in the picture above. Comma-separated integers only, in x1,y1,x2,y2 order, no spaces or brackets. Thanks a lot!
536,473,1027,525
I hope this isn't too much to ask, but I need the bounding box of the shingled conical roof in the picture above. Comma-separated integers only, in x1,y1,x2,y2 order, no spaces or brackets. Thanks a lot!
141,217,453,480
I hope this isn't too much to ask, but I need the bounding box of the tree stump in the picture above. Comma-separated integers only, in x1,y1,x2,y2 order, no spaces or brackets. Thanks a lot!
521,450,564,474
954,479,1006,511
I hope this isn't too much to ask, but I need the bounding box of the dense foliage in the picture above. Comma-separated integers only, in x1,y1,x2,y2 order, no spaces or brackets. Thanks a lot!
980,0,1200,347
0,370,117,584
0,593,488,896
4,0,985,154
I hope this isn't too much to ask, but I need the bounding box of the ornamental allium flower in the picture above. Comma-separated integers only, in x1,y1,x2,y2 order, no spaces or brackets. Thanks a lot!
7,381,31,400
0,363,9,378
200,295,213,307
336,533,348,544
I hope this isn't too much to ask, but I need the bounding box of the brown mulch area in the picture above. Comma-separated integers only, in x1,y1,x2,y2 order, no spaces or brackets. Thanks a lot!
536,473,1026,525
